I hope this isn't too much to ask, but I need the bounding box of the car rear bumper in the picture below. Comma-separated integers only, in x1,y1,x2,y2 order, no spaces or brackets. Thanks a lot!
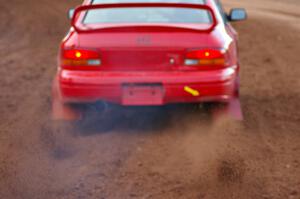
57,66,238,105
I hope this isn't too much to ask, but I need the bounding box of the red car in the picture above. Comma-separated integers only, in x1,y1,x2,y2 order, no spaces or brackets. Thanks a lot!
52,0,247,121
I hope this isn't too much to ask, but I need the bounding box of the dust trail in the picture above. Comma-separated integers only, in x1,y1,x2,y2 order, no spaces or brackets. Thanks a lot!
0,0,300,199
182,118,258,198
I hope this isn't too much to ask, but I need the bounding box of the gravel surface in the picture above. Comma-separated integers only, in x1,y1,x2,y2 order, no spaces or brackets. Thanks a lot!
0,0,299,198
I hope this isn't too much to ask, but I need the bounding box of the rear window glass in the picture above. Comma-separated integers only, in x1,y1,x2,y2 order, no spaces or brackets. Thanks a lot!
84,0,211,24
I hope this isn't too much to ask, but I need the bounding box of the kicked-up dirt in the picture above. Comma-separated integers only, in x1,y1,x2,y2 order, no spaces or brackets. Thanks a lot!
0,0,299,198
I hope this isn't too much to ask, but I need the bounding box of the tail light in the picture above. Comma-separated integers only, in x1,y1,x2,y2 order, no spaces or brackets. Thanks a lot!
184,49,229,68
61,49,101,70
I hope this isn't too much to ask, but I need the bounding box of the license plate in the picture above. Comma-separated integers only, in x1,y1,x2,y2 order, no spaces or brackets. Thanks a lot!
122,84,164,105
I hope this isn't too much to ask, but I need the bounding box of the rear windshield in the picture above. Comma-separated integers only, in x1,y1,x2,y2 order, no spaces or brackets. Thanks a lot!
84,0,211,24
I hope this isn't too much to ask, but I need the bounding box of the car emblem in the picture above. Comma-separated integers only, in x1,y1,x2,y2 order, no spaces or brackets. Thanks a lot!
170,58,175,65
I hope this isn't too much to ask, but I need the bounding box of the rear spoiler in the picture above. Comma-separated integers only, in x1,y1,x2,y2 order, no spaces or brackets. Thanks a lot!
71,3,218,33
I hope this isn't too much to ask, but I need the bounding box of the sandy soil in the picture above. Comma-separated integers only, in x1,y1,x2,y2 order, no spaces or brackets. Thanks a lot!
0,0,299,198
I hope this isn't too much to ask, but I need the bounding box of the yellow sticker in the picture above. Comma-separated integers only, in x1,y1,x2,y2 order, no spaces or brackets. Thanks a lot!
184,86,200,97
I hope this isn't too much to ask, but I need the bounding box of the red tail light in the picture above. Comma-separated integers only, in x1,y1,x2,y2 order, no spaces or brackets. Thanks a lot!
61,49,101,70
184,49,229,67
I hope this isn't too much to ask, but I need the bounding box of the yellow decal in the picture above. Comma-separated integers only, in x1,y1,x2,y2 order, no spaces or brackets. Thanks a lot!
184,86,200,97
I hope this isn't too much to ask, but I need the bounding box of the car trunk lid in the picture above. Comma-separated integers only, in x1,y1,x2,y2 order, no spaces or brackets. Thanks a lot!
70,3,219,71
77,31,220,71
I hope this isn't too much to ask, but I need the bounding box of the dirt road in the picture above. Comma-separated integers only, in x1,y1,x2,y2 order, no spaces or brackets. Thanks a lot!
0,0,299,198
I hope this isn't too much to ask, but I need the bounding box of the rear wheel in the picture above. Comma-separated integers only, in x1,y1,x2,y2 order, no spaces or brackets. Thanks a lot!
203,76,242,120
51,100,119,137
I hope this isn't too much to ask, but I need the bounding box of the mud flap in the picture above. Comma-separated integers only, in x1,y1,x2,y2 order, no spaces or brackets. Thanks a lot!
211,75,243,121
52,78,82,121
211,97,243,121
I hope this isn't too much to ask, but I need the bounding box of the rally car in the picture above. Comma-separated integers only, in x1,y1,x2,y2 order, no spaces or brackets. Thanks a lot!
52,0,247,121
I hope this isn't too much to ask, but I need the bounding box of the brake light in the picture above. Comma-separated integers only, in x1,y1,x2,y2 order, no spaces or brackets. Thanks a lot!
61,49,101,69
184,49,229,67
